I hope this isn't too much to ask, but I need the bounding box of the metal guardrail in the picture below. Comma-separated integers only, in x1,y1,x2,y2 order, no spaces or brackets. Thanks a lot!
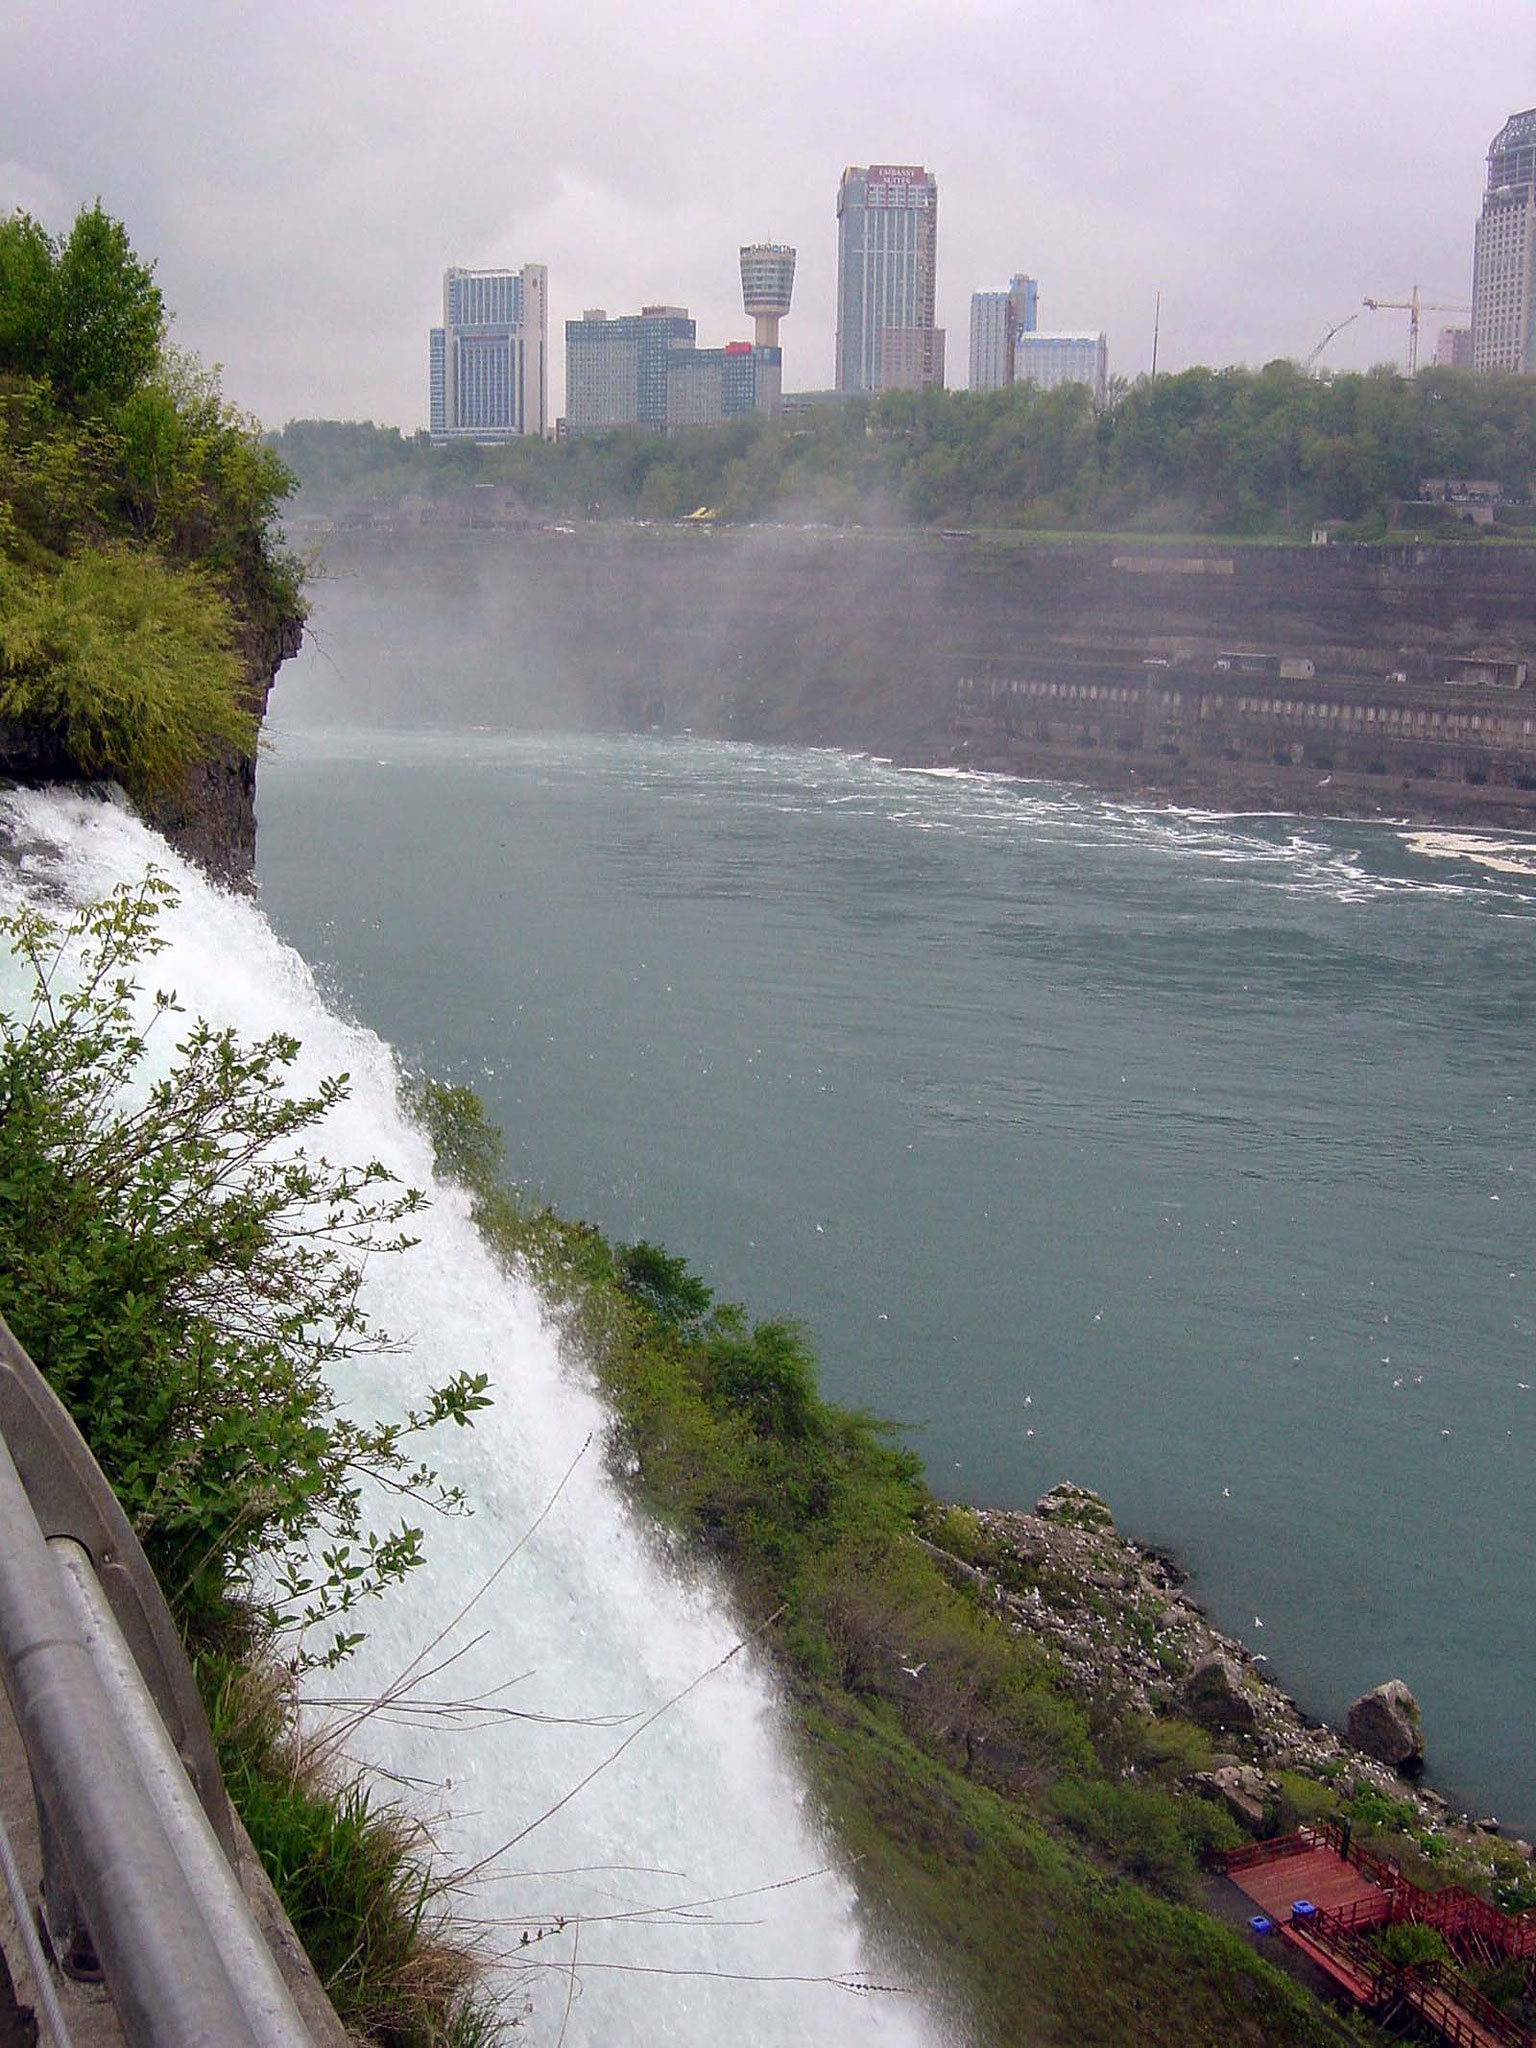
0,1313,317,2048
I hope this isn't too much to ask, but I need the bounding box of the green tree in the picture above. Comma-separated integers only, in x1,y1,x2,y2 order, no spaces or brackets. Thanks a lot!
48,203,165,405
0,203,164,407
0,214,56,375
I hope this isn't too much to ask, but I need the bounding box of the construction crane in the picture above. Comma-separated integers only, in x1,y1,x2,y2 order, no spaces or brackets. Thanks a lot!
1362,287,1471,374
1304,311,1359,372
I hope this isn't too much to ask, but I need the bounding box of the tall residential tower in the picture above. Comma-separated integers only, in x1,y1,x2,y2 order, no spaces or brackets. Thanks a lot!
835,165,943,394
1471,108,1536,374
429,265,548,440
969,273,1039,389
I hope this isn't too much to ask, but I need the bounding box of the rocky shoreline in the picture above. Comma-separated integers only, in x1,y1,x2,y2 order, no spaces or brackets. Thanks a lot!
924,1482,1535,1885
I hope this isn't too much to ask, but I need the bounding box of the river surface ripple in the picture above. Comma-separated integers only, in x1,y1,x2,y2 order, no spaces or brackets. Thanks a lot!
256,710,1536,1834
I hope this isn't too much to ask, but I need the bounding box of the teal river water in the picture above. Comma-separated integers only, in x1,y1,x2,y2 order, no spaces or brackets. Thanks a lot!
256,685,1536,1833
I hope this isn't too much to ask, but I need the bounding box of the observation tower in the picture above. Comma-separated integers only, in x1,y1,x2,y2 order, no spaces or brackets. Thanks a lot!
739,243,796,350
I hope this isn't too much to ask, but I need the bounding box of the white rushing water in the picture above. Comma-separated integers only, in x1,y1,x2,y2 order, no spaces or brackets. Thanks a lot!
0,789,942,2048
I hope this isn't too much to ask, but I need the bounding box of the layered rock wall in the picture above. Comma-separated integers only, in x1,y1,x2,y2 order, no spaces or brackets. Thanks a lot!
313,526,1536,826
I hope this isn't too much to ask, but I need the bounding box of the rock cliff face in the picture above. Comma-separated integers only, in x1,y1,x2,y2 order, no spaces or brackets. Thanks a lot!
140,609,306,885
311,526,1536,826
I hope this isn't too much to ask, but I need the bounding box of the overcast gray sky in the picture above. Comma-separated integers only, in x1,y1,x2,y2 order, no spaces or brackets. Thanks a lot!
5,0,1530,429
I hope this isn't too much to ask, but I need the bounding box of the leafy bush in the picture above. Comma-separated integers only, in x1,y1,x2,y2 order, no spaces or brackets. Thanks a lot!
0,544,255,797
1376,1921,1452,1969
0,879,489,1657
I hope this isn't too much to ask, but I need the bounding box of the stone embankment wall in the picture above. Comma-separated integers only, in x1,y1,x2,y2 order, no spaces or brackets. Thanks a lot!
314,527,1536,826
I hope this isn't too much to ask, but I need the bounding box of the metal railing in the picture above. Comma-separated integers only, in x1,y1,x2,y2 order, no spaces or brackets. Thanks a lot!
0,1313,317,2048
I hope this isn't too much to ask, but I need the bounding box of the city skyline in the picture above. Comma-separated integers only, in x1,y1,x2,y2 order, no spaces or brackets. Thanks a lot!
4,1,1528,429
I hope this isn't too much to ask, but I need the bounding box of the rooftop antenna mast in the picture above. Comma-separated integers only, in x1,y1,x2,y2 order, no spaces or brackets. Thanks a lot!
1150,291,1161,379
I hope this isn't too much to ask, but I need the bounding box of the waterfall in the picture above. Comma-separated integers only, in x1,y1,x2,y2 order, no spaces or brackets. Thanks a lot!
0,789,942,2047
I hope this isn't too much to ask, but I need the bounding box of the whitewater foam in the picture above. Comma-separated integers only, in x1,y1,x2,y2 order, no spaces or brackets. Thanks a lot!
0,789,942,2048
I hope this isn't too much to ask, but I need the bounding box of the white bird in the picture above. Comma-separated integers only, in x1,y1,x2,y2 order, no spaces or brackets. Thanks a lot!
1221,1486,1231,1498
1023,1395,1032,1407
900,1662,927,1680
1441,1429,1452,1438
1254,1616,1264,1629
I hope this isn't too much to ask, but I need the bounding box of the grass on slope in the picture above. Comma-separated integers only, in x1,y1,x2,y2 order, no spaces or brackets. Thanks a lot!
414,1079,1380,2048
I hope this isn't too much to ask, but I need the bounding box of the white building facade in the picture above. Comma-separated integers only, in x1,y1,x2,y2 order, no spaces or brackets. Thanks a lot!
1471,110,1536,374
1013,330,1108,404
429,264,548,440
969,275,1039,390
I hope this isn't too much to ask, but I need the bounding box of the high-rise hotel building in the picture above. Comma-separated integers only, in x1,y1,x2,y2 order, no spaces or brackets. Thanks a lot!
429,265,548,440
1471,108,1536,374
835,165,944,394
564,306,779,434
564,307,697,434
969,274,1039,390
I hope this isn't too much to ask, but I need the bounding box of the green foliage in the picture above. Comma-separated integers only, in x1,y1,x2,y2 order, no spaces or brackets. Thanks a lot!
1049,1778,1239,1896
0,544,255,797
113,349,301,610
0,217,55,375
0,880,489,1657
0,205,302,736
1375,1920,1452,1969
0,376,119,555
273,362,1536,539
1342,1783,1422,1836
0,203,163,407
806,1698,1350,2048
614,1237,713,1329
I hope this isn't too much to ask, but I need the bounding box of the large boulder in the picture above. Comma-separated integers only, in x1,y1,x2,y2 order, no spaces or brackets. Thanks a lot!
1195,1765,1269,1832
1346,1681,1424,1771
1184,1651,1260,1732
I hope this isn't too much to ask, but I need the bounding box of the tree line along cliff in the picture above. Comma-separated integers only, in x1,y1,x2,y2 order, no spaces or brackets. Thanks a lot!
275,358,1536,538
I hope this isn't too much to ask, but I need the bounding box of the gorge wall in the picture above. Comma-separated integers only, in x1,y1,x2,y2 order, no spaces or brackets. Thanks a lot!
306,527,1536,826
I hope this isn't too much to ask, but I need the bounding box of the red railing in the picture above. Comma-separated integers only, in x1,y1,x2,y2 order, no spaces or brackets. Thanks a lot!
1217,1828,1322,1873
1406,1959,1531,2048
1307,1907,1533,2048
1217,1822,1535,2047
1316,1820,1536,1964
1326,1891,1393,1934
1299,1909,1393,1998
